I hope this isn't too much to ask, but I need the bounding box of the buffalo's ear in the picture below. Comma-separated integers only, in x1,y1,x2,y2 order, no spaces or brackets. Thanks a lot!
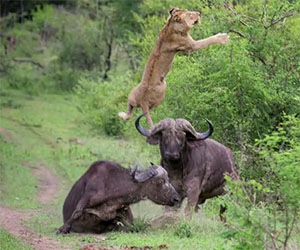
185,131,198,141
146,133,160,145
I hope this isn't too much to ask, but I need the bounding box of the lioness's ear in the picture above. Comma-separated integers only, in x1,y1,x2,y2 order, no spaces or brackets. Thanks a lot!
169,7,179,15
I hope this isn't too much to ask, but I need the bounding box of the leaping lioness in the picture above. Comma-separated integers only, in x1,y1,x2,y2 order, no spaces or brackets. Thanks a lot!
118,7,229,127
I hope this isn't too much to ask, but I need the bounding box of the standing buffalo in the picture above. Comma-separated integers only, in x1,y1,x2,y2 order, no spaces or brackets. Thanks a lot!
135,114,239,216
57,160,180,234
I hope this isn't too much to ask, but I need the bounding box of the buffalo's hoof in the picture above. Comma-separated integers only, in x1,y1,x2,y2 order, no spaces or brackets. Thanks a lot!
56,225,70,235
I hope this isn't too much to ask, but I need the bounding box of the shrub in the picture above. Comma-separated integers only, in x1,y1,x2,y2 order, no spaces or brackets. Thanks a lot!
75,72,133,136
128,217,148,233
222,115,300,250
174,220,192,238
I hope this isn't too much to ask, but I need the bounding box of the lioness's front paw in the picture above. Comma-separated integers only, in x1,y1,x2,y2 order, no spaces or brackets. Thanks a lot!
217,33,230,45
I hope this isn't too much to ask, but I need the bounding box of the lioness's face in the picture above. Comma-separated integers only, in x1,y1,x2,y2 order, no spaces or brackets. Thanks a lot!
169,8,200,30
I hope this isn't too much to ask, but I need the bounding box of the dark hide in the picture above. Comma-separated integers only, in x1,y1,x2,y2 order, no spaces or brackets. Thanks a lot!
57,160,180,234
135,114,239,216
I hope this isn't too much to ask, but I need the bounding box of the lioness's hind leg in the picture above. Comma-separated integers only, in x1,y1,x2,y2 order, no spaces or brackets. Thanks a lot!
118,104,133,120
141,105,154,128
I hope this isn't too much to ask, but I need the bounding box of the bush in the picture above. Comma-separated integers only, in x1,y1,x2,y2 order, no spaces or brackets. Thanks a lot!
75,72,133,136
174,220,192,238
222,115,300,249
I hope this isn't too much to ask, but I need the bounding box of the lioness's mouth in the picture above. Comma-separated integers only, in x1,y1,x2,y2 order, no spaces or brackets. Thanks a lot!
194,19,199,25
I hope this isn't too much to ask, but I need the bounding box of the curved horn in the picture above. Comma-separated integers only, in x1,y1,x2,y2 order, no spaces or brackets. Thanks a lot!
196,119,213,140
176,119,213,140
130,162,139,178
134,166,158,183
135,113,150,137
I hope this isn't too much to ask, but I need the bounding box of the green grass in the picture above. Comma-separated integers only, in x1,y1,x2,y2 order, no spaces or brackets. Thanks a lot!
99,214,234,250
0,89,235,250
0,138,39,208
0,89,159,206
0,229,33,250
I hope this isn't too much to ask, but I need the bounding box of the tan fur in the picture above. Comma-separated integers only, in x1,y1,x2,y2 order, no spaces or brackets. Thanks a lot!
118,8,230,127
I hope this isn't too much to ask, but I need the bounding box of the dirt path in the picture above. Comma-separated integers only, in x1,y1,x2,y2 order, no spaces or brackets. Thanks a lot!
0,127,74,250
21,161,60,203
0,206,73,250
0,169,73,250
0,127,16,142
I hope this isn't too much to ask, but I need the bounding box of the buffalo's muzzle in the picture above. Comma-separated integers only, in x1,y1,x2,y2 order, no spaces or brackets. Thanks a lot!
165,152,180,160
173,196,180,204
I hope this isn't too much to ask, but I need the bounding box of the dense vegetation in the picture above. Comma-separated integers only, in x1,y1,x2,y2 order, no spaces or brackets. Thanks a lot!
0,0,299,249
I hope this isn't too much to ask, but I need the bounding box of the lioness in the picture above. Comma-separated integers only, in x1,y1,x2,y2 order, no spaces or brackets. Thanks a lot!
118,7,229,127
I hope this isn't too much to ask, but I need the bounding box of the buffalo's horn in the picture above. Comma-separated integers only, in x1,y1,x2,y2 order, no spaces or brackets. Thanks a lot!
130,162,139,178
196,119,213,140
176,119,213,140
135,113,150,137
134,166,158,183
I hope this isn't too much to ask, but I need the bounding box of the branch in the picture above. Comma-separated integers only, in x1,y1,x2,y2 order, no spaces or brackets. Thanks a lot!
250,52,267,65
241,14,259,22
102,14,114,80
284,207,298,249
270,5,284,24
229,29,247,39
12,58,44,69
228,7,250,27
268,11,296,27
262,0,267,24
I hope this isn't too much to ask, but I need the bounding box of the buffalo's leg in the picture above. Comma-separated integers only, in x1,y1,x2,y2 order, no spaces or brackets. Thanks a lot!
184,179,201,217
194,198,205,213
165,180,184,213
219,204,227,222
57,196,90,234
57,188,107,234
122,206,134,224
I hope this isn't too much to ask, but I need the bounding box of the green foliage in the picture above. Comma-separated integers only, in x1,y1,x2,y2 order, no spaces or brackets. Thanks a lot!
128,217,148,233
75,72,134,135
0,1,300,248
32,4,56,29
174,220,192,238
127,0,300,149
0,4,119,92
222,115,300,249
57,12,106,72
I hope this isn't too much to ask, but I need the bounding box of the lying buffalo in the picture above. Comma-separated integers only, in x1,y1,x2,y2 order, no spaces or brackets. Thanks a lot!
135,114,239,217
57,160,180,234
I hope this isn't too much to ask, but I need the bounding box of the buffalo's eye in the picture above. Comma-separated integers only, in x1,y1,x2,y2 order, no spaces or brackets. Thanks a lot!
159,179,165,185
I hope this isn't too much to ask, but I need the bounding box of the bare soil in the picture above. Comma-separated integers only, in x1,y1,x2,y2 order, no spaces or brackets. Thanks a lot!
21,161,60,203
0,126,153,250
0,206,73,250
0,127,74,250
